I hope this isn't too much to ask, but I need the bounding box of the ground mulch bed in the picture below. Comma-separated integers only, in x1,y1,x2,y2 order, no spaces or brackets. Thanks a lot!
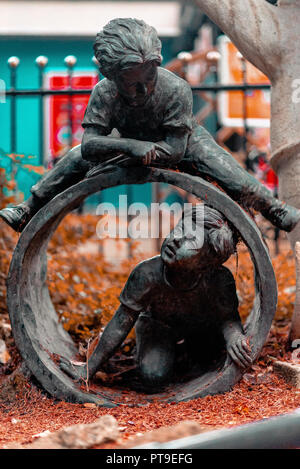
0,354,300,448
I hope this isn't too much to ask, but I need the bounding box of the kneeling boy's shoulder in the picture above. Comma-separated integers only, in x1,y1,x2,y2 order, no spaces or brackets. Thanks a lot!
129,256,163,284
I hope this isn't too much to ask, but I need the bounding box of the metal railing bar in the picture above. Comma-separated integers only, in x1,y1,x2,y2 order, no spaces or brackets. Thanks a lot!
192,84,270,92
4,89,92,96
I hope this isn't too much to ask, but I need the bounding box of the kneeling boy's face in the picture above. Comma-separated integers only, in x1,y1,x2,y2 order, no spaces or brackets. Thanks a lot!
114,62,158,107
161,222,208,271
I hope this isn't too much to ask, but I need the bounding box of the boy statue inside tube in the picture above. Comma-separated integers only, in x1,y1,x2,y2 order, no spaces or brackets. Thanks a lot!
0,18,299,233
60,205,252,390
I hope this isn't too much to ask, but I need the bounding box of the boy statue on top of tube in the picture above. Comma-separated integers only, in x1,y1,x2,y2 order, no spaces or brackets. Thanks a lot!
0,17,299,234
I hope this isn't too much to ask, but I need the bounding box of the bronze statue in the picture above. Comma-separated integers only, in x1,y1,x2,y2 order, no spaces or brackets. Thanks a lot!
5,167,277,403
0,17,299,233
60,205,252,389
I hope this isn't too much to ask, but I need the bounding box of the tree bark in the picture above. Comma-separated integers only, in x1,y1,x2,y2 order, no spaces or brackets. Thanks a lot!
193,0,279,76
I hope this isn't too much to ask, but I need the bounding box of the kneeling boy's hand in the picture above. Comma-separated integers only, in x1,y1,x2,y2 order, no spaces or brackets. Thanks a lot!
226,332,252,369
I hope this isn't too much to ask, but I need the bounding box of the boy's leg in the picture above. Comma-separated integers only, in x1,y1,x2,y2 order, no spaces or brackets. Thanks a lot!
0,145,91,232
135,312,175,391
180,126,300,232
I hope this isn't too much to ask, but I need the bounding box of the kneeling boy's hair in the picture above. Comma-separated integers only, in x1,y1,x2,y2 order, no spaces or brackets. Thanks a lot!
183,204,239,264
203,206,239,263
94,18,162,79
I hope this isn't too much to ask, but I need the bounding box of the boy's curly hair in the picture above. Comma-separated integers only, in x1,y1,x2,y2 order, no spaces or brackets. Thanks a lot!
182,204,239,265
202,206,239,264
93,18,162,79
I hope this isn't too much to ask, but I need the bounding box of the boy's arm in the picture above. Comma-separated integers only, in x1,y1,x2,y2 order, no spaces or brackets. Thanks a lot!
90,260,156,375
155,129,189,166
217,269,252,368
151,76,193,166
60,304,139,380
60,260,154,381
82,126,170,165
86,304,139,378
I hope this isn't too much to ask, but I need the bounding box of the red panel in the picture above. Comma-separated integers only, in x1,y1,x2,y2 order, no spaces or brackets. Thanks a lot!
47,73,98,164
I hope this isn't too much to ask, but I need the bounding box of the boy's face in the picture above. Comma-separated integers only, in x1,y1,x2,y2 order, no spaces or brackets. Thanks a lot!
161,221,208,271
114,62,158,107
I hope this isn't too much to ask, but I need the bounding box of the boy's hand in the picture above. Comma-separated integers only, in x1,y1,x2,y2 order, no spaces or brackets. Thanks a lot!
127,140,170,165
226,332,252,369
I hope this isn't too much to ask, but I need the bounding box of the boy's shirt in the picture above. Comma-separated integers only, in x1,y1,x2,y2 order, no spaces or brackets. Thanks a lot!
119,255,240,340
82,68,196,144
